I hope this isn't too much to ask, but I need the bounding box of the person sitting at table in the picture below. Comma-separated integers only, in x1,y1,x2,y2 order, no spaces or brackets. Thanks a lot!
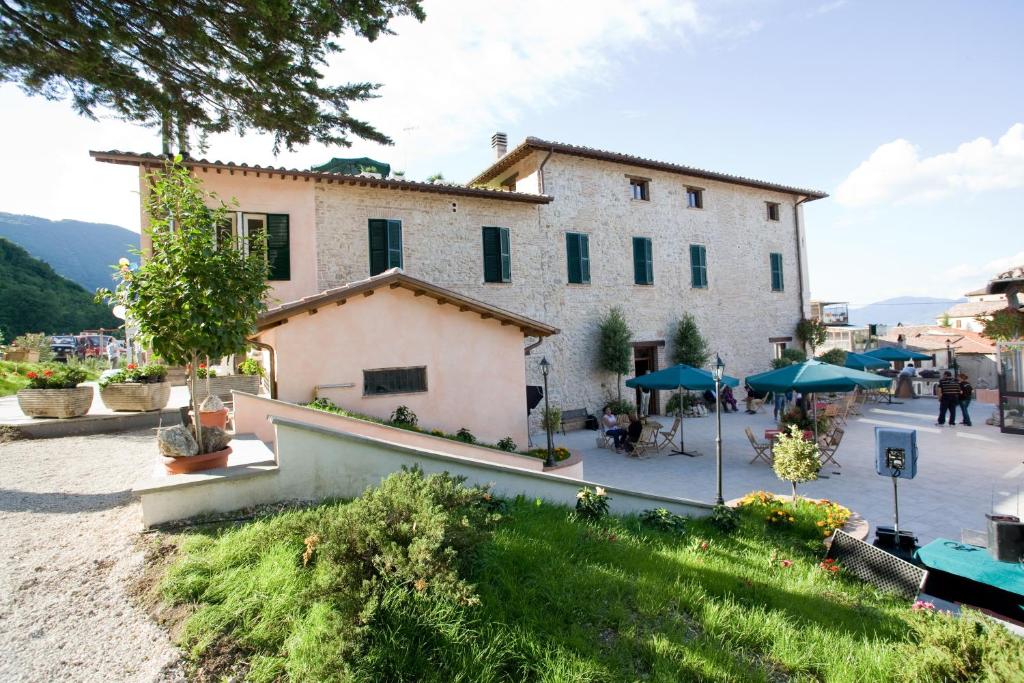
624,413,643,453
744,383,766,414
601,406,628,451
720,385,738,412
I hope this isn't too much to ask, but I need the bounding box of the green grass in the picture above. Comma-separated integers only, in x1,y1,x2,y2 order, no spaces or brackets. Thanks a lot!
0,359,102,397
159,488,1023,682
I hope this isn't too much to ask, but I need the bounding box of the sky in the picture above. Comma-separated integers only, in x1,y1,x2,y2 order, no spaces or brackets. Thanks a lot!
1,0,1022,307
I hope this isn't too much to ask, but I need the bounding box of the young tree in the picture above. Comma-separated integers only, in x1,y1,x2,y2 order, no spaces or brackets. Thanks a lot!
97,157,269,449
979,308,1024,341
597,307,632,401
0,1,425,153
671,313,709,367
796,318,828,355
772,425,821,501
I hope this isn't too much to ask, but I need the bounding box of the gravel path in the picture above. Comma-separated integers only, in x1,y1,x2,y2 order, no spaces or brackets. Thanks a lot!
0,431,183,682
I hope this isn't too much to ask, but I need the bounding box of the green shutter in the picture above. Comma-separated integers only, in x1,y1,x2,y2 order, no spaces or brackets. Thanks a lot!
690,245,707,288
386,220,402,270
579,234,590,284
499,227,511,282
770,253,784,291
633,237,653,285
482,227,500,282
566,233,581,283
368,219,388,275
266,214,290,281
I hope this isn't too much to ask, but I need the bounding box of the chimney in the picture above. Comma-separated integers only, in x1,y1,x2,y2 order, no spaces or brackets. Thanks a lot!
491,132,508,159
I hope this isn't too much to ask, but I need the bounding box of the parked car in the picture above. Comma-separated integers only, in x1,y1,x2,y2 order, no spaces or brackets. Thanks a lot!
75,334,117,359
50,335,79,362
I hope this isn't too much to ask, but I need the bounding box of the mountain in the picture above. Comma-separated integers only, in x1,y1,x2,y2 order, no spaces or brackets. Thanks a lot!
0,238,119,341
0,212,138,292
848,296,965,327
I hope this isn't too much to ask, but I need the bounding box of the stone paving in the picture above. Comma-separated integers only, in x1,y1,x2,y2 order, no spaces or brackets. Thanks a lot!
535,397,1024,545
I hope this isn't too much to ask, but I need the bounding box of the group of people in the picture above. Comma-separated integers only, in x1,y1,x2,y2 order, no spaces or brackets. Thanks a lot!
937,370,974,427
601,407,643,453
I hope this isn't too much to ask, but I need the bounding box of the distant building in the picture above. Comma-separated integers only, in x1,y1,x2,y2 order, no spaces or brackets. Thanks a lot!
810,300,883,353
880,324,998,389
939,264,1024,332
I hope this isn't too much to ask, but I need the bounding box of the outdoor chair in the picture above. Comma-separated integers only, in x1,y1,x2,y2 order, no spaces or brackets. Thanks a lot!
630,423,660,459
596,430,613,449
745,427,772,465
818,427,844,467
658,416,681,450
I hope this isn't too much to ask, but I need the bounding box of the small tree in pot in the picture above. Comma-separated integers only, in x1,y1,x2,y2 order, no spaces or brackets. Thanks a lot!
772,425,821,502
97,157,269,459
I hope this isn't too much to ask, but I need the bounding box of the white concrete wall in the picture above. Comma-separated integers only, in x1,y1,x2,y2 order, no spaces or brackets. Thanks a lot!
137,416,711,527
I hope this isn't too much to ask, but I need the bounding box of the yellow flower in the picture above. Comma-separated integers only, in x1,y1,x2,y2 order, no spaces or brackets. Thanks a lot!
788,517,795,522
816,521,825,527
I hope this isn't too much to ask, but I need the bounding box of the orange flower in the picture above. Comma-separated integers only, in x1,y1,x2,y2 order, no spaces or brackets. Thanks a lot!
26,371,37,379
43,369,54,377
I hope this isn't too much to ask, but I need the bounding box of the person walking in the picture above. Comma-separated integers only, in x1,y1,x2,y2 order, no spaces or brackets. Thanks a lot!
105,337,120,369
936,370,960,426
958,373,973,427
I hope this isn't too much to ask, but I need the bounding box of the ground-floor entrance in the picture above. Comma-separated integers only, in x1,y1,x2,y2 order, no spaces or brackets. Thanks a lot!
632,341,663,415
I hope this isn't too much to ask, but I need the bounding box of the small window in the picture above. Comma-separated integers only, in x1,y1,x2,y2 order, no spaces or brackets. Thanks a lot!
770,252,784,292
767,202,780,221
482,226,511,283
565,232,590,285
363,366,427,395
368,219,402,276
689,244,708,288
632,237,653,285
630,178,650,201
687,187,703,209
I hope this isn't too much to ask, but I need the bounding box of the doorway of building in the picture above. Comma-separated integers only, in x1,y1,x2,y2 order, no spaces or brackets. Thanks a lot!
633,343,661,415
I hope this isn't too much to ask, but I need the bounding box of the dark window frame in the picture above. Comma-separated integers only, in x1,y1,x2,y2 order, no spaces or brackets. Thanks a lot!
689,244,708,288
686,187,704,209
368,219,403,276
770,252,785,292
363,366,428,396
632,236,653,285
629,177,650,201
767,202,781,221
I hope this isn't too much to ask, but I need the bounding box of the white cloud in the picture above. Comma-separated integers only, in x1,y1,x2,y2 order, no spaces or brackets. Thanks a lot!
807,0,847,18
943,250,1024,283
835,123,1024,207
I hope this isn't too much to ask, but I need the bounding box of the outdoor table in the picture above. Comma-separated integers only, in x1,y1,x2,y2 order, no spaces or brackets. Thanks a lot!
915,539,1024,619
764,429,814,441
644,419,663,430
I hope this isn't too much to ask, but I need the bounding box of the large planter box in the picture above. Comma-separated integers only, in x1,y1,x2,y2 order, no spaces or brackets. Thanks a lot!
191,375,261,402
4,349,40,362
99,381,171,412
17,386,93,418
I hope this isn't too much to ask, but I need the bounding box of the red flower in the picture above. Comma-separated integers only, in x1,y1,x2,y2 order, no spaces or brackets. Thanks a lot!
43,369,54,377
199,363,207,369
26,371,38,379
127,363,137,370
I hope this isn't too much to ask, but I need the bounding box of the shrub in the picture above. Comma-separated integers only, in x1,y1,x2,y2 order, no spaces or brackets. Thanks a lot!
389,405,418,427
12,332,54,362
604,397,635,416
23,364,87,389
574,486,609,521
597,306,632,401
99,363,167,387
237,358,264,376
773,425,821,500
195,364,216,379
541,406,561,432
665,392,698,416
779,406,829,433
670,313,709,367
904,608,1024,681
496,437,517,452
639,508,687,534
795,318,827,353
524,446,570,462
772,348,807,369
455,427,475,443
708,504,740,534
818,348,847,366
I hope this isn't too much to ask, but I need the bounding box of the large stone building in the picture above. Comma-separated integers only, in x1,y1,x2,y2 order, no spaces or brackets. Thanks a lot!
93,136,826,416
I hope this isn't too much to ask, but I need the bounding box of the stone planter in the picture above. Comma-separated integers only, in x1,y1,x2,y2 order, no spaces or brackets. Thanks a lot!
16,386,93,418
162,446,232,475
99,381,171,412
4,349,39,362
191,375,261,402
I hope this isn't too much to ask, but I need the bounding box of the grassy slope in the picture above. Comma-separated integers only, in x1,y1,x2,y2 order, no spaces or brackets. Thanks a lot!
159,498,1022,682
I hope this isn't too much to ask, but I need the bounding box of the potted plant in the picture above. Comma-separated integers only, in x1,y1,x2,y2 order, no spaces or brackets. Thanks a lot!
96,157,270,474
98,363,170,411
772,425,822,501
17,365,92,418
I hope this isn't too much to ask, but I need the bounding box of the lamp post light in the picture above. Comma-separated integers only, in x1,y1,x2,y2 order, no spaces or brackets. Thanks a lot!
712,354,725,506
540,356,555,468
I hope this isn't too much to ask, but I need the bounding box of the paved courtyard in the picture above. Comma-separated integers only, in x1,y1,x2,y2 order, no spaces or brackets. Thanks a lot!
538,397,1023,544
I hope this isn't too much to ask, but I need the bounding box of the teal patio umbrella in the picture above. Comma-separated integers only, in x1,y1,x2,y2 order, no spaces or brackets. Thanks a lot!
864,347,932,362
746,360,891,440
840,351,890,371
626,363,739,456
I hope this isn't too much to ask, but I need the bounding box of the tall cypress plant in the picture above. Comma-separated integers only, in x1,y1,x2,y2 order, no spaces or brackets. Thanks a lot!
97,157,270,450
671,314,709,368
598,307,632,402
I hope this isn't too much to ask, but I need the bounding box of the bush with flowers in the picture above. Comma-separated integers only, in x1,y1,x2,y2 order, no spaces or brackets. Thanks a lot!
98,363,168,388
574,486,610,521
23,364,87,389
737,490,851,542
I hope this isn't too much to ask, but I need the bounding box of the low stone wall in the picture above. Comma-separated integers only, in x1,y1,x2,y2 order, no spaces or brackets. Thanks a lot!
136,415,711,527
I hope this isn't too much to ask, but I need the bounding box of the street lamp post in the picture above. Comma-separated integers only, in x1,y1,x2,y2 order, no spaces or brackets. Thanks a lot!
712,354,725,506
540,357,555,468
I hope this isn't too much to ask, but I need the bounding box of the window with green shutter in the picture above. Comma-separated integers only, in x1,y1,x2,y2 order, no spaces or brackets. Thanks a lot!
266,214,290,281
368,219,402,276
482,226,511,283
770,252,784,291
632,237,653,285
566,232,590,284
690,244,708,288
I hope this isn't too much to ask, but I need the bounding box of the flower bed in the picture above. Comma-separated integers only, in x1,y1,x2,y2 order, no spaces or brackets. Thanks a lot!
16,365,92,418
735,490,852,540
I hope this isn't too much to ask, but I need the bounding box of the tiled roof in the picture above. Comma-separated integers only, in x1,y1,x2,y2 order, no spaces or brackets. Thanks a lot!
90,151,553,205
944,300,1007,318
257,269,559,339
880,326,996,354
469,137,829,199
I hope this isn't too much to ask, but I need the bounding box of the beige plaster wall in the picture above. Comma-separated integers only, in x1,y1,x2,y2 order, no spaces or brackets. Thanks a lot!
257,286,530,446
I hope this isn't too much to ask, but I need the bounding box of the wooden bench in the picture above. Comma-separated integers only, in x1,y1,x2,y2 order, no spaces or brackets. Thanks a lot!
559,408,590,434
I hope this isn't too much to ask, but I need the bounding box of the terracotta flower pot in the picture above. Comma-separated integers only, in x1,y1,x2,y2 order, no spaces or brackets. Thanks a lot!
197,407,229,429
17,386,93,418
163,446,232,475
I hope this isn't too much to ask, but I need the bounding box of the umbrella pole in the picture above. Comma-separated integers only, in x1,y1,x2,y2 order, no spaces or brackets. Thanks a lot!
812,393,818,443
672,385,701,457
